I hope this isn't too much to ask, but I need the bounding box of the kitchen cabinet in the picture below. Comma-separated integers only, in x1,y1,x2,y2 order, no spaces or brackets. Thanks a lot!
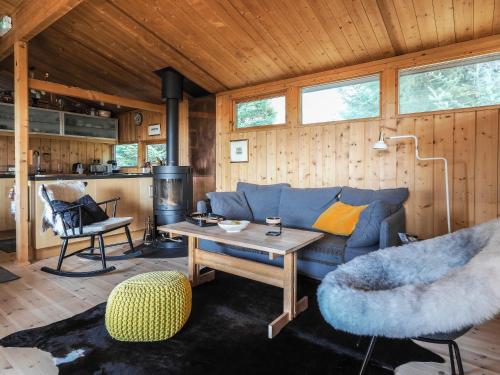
0,103,117,140
64,113,117,139
0,178,15,232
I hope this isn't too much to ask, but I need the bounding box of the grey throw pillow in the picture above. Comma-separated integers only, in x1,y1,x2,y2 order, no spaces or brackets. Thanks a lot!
347,200,391,247
206,191,253,221
236,182,290,222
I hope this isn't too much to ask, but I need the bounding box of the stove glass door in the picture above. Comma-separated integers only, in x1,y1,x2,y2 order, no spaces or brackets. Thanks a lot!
155,177,183,208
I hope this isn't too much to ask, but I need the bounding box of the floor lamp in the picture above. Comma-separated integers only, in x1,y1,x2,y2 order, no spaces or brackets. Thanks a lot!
373,132,451,234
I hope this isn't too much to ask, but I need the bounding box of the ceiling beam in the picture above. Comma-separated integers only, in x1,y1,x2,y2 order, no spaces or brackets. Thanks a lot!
29,78,165,113
0,0,84,61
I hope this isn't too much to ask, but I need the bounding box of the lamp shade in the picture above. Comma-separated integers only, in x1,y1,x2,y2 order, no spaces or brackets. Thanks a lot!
373,131,388,150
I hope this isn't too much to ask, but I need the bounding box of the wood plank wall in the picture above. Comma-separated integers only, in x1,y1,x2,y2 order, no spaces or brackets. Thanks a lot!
215,37,500,239
0,135,113,174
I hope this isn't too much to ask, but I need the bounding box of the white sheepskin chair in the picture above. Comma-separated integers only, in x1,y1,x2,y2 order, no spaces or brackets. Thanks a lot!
318,218,500,375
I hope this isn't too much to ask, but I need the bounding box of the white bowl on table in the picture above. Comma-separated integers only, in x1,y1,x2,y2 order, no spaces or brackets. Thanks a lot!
218,220,250,233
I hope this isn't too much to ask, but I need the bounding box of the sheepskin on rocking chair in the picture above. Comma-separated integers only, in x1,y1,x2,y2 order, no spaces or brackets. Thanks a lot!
318,218,500,375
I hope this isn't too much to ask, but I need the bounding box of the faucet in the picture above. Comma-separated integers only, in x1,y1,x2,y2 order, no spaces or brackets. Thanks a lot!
33,150,42,174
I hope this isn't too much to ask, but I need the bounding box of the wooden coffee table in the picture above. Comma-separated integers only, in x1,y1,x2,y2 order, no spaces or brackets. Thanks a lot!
157,221,324,338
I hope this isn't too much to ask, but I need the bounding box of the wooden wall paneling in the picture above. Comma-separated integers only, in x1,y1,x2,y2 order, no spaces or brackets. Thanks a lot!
68,140,79,168
39,138,51,173
256,131,267,186
229,132,241,191
49,139,61,173
322,125,336,187
414,116,435,239
309,126,322,187
284,129,298,187
348,122,365,188
246,132,257,185
453,111,476,230
334,123,350,186
0,137,8,169
396,117,416,235
7,136,15,167
93,143,103,164
266,130,276,184
60,140,70,173
298,127,310,188
85,141,95,165
276,128,288,183
475,110,499,223
364,120,381,190
433,113,454,235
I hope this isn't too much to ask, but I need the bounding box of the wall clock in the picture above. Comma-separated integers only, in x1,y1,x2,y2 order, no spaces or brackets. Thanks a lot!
134,112,143,126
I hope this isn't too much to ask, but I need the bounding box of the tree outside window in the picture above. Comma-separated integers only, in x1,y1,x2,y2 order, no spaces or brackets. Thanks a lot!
115,143,138,167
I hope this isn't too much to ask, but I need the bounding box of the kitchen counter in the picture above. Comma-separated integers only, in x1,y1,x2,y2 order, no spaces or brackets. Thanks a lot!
28,172,153,181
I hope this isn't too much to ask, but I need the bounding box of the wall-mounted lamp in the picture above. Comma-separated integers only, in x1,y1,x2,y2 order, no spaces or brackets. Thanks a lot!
373,131,451,234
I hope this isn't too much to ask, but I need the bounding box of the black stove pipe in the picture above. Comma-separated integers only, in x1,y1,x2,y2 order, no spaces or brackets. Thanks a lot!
166,98,178,166
160,68,183,166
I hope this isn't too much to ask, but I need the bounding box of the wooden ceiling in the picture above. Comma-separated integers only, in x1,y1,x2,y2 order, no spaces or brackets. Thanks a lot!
1,0,500,102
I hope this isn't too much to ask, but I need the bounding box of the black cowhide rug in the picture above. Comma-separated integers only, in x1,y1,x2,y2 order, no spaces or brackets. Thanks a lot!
0,272,442,374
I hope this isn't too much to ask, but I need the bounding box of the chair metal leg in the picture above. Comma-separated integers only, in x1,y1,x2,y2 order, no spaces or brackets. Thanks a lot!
89,235,95,254
98,234,107,270
451,341,465,375
448,342,457,375
125,226,134,251
359,336,377,375
56,239,69,270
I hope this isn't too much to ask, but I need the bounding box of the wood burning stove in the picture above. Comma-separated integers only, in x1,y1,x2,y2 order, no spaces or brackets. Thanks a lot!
152,68,194,247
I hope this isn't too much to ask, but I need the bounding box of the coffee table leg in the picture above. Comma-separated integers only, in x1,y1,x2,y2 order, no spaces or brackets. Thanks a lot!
268,252,308,339
188,236,199,286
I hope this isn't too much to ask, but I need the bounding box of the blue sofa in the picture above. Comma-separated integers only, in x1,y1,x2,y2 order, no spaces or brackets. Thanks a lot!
199,182,408,280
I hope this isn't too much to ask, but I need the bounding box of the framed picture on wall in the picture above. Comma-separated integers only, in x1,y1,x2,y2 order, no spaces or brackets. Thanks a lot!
230,139,248,163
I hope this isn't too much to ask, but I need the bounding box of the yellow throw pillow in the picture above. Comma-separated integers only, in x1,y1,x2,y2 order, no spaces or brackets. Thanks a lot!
313,201,368,236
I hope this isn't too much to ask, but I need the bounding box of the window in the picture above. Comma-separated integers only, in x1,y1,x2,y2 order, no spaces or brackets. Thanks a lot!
115,143,138,167
235,95,286,128
399,54,500,114
301,75,380,124
146,143,167,164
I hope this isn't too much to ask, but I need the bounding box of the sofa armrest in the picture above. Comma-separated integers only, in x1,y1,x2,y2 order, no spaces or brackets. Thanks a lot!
379,207,406,249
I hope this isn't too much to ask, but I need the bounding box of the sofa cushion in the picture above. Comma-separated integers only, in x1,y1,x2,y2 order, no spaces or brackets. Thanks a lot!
313,201,368,236
278,187,341,229
236,182,290,222
206,191,253,221
347,200,392,247
340,186,409,212
77,194,109,222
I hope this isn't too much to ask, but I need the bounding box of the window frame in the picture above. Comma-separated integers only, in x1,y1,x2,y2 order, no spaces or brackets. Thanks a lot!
232,91,287,131
299,73,382,126
114,142,139,168
397,53,500,116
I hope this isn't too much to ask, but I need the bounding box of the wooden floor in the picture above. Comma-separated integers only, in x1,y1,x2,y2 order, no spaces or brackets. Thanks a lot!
0,245,498,374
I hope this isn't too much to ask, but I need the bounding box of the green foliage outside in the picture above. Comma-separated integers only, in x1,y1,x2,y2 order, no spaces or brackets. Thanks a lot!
399,59,500,114
335,80,380,120
236,97,284,128
115,143,138,167
147,144,167,164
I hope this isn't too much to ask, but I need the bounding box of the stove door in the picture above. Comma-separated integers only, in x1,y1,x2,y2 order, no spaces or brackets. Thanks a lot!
154,174,189,211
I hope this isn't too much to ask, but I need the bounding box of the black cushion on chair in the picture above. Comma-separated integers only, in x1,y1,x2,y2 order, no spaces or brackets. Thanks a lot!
51,200,94,228
77,195,109,222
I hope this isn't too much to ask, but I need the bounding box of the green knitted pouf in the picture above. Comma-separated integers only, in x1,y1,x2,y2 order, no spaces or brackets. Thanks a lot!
105,271,192,342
